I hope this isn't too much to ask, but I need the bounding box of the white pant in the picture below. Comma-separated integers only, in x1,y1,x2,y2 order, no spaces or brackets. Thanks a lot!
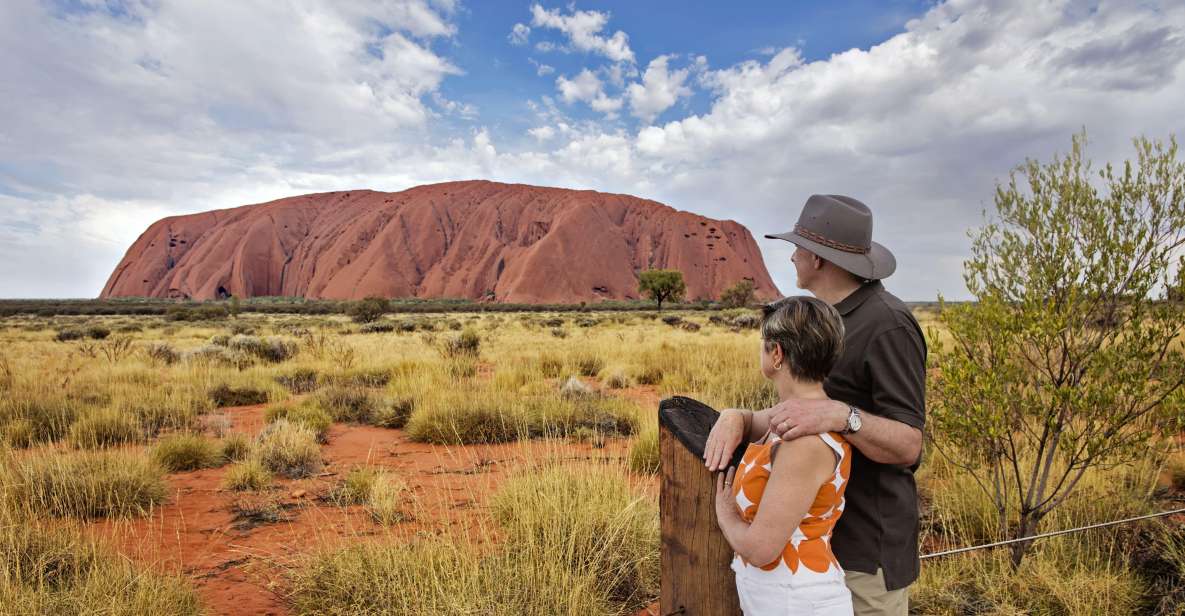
733,562,853,615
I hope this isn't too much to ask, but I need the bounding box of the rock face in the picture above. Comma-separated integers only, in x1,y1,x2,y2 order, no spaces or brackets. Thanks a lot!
100,180,781,303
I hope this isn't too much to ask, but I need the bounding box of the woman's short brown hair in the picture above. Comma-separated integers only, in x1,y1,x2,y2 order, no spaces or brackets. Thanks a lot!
760,296,845,383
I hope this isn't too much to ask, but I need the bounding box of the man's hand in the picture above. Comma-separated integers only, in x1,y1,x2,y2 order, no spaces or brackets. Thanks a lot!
704,409,747,471
769,398,848,440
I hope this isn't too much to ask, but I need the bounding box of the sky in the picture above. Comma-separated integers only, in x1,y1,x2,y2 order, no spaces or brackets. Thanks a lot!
1,0,1184,301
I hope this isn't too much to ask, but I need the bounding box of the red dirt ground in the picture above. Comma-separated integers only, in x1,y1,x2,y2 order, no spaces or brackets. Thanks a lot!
85,383,665,616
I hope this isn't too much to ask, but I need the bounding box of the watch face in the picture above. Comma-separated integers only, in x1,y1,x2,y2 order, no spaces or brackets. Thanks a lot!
849,410,862,432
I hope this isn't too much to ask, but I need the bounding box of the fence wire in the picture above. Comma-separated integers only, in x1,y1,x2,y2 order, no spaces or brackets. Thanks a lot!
920,507,1185,560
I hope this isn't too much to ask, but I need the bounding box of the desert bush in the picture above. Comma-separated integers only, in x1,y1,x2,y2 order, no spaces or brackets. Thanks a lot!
373,397,415,429
220,432,252,462
210,333,231,346
208,383,270,407
603,368,631,389
55,328,86,342
265,401,332,442
405,395,522,445
227,320,255,336
253,419,322,479
124,398,202,437
358,321,394,334
325,367,392,388
346,296,390,324
68,408,143,449
274,368,321,394
145,342,180,365
222,459,272,491
719,279,757,308
538,353,564,378
3,450,168,518
660,314,683,326
550,327,568,338
440,328,481,359
183,344,252,369
633,365,664,386
628,428,660,475
150,433,225,472
227,335,298,363
570,352,604,377
314,386,377,424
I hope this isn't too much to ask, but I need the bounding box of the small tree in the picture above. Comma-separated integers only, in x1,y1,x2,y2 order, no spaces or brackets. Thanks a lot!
930,132,1185,568
229,295,241,318
719,279,756,308
347,296,390,324
638,269,686,311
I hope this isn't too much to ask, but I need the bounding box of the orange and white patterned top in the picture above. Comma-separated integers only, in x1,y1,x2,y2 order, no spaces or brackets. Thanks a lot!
730,430,852,582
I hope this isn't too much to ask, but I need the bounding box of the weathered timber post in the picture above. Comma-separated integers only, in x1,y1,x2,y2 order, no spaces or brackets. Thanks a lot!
659,396,744,616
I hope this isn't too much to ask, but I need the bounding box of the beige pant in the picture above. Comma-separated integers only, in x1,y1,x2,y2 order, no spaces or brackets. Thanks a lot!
844,568,908,616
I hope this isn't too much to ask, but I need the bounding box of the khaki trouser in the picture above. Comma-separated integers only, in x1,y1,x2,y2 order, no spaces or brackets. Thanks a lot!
844,568,908,616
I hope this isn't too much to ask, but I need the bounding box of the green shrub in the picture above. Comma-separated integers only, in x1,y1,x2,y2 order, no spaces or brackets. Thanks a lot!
3,450,168,518
68,408,143,449
150,433,225,472
346,297,390,324
55,328,86,342
253,420,322,479
222,459,272,491
359,321,394,334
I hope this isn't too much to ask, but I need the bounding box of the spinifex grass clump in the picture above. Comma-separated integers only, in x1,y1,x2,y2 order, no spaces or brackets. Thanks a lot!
67,407,143,449
222,459,273,491
265,401,333,442
253,419,322,479
0,508,203,614
628,427,660,475
0,394,82,447
3,450,168,518
491,465,659,609
150,433,226,472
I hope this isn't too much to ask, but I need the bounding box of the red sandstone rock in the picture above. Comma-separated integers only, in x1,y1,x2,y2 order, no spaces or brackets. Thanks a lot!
100,180,781,303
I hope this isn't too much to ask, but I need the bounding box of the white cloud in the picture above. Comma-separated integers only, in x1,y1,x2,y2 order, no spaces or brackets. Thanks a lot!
5,0,1185,302
528,126,556,141
509,22,530,45
529,57,555,76
529,3,635,63
627,55,693,122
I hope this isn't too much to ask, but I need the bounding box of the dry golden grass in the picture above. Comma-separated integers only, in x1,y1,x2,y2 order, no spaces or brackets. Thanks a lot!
0,308,1180,614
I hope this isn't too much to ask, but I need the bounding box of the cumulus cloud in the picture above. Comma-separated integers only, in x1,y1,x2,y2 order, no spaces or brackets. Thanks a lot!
529,57,555,76
509,22,530,45
529,3,635,63
627,55,693,122
4,0,1185,301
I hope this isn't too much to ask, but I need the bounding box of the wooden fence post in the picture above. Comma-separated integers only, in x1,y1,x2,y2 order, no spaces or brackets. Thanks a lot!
659,396,743,616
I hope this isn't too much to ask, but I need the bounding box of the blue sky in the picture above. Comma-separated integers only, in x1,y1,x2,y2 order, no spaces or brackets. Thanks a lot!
2,0,1184,300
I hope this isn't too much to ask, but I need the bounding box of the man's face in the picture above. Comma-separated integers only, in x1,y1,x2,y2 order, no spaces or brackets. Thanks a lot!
790,246,818,290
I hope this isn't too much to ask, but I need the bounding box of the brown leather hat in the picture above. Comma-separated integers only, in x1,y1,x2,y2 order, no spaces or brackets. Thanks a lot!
764,194,896,280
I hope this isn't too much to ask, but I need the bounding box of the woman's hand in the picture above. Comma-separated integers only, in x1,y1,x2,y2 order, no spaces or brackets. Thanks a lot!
704,409,747,471
714,466,739,525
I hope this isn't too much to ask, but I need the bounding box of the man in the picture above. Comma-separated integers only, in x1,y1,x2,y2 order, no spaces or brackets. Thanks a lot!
703,194,926,616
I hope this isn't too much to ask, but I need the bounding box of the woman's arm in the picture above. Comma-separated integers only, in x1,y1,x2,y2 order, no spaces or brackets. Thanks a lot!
714,436,836,567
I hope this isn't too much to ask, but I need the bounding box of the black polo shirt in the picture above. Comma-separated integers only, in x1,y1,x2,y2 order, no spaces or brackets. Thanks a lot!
823,280,926,591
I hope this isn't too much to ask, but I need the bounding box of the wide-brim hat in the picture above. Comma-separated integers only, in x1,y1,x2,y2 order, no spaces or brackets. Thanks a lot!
764,194,896,280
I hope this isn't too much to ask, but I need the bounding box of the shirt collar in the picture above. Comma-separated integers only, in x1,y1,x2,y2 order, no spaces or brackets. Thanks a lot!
834,280,882,316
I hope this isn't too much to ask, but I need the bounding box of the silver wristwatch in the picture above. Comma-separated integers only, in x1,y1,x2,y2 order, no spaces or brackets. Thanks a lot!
841,404,862,435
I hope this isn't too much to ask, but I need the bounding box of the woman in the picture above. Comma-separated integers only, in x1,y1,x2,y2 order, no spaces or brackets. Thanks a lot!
713,296,854,615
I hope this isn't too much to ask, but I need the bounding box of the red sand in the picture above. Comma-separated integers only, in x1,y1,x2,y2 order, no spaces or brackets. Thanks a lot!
85,383,665,616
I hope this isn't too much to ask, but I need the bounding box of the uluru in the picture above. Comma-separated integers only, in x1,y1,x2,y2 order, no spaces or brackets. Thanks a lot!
100,180,781,304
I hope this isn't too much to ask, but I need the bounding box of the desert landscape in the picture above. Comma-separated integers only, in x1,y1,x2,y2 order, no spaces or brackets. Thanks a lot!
1,299,1182,614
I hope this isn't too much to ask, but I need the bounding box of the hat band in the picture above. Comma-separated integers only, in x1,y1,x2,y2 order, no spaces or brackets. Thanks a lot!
794,224,870,254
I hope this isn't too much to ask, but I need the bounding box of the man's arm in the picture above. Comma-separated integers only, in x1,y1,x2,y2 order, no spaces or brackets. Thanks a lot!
771,326,926,466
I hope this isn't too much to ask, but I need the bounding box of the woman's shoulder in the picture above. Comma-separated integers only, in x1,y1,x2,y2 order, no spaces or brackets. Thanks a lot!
770,433,839,474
